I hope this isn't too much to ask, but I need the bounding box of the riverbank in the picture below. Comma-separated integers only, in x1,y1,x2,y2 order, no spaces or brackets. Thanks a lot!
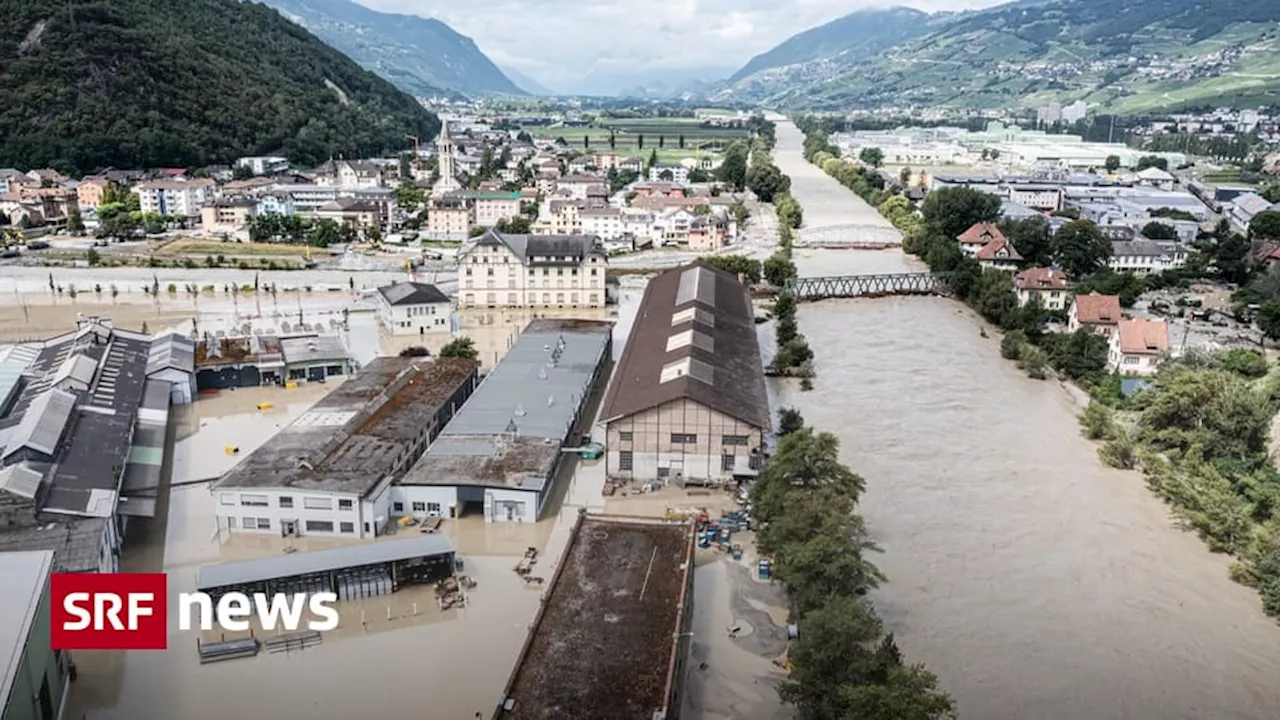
772,118,1280,719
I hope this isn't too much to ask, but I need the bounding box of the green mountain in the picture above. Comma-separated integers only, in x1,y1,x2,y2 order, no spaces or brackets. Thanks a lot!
0,0,439,174
728,7,932,82
263,0,524,97
716,0,1280,113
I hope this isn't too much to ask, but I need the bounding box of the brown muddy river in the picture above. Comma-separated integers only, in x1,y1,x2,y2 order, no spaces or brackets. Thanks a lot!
771,120,1280,719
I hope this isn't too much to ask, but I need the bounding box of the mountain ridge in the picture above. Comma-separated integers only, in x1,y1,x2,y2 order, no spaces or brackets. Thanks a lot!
716,0,1280,113
261,0,524,97
0,0,438,173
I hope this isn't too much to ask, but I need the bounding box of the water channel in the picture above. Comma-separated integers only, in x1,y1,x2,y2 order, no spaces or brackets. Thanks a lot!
770,120,1280,719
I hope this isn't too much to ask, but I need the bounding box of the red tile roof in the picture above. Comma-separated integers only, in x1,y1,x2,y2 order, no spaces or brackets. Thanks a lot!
1073,292,1122,325
975,235,1022,261
1116,317,1169,354
1014,267,1068,291
957,222,1005,246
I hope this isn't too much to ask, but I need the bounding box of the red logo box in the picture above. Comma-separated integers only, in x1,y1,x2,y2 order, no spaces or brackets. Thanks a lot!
50,573,168,650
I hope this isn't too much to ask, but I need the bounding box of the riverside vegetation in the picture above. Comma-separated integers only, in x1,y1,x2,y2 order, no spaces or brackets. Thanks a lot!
797,116,1280,618
753,409,955,719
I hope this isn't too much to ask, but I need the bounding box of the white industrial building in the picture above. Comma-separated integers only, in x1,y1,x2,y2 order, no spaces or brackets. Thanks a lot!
211,357,479,539
145,333,196,404
374,282,453,336
396,319,612,524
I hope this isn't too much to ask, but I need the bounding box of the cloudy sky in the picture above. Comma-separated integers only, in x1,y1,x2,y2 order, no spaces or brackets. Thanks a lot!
358,0,1009,91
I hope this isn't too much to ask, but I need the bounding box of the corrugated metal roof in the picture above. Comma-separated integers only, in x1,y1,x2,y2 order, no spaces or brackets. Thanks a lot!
195,534,456,591
0,463,42,500
146,333,195,376
2,388,76,460
52,353,97,391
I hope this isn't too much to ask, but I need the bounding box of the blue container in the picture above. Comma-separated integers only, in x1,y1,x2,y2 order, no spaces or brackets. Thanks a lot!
758,560,771,580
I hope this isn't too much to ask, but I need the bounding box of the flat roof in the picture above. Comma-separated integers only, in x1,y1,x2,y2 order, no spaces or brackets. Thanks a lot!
214,357,477,494
195,533,456,591
0,550,52,711
399,319,611,491
496,515,695,720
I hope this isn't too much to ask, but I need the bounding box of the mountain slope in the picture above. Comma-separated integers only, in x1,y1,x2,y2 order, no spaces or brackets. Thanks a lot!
0,0,438,174
718,0,1280,113
502,66,556,96
263,0,523,97
729,7,930,82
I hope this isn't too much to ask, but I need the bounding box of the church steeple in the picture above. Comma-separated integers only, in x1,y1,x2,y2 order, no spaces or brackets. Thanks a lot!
432,120,460,198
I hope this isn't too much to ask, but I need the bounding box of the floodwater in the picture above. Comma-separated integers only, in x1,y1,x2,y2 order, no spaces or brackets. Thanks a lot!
65,287,647,720
771,120,1280,719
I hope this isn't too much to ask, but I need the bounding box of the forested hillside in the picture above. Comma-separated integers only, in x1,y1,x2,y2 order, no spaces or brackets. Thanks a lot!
0,0,440,173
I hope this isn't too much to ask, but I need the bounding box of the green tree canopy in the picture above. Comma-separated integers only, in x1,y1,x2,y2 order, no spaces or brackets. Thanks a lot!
1052,220,1112,278
919,187,1001,241
439,336,478,360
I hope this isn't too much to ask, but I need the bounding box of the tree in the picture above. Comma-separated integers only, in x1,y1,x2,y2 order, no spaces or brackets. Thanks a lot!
439,336,478,360
1141,221,1177,240
858,147,884,168
752,428,866,521
778,407,805,436
899,166,912,186
678,134,685,149
362,225,382,245
658,135,665,149
608,132,616,149
716,141,749,191
1136,155,1169,171
1250,211,1280,241
496,216,532,234
919,187,1001,241
647,149,658,171
583,135,589,149
1002,217,1054,266
637,134,645,149
763,253,798,287
1052,220,1112,278
659,169,674,181
746,164,790,203
1258,300,1280,343
86,248,101,266
697,254,761,283
1209,231,1251,285
66,205,85,234
1104,155,1121,173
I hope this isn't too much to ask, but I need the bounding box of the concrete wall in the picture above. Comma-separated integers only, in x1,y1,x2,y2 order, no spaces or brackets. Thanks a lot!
393,485,459,518
605,398,763,483
2,580,67,720
485,487,540,524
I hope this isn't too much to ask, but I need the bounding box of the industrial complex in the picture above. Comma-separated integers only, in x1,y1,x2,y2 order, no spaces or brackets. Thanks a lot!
399,318,613,523
494,513,697,720
0,318,194,572
212,356,480,538
600,263,770,485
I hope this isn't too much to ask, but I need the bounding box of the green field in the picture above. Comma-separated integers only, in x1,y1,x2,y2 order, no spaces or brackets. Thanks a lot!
522,119,748,152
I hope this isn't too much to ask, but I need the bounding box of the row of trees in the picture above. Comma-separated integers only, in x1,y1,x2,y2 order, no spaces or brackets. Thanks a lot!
247,214,371,247
1080,354,1280,616
752,412,955,719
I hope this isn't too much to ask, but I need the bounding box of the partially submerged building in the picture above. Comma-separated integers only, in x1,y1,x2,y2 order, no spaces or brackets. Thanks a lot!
493,513,696,720
194,332,350,390
599,263,769,485
212,357,479,539
0,319,167,572
1,550,69,720
398,319,612,523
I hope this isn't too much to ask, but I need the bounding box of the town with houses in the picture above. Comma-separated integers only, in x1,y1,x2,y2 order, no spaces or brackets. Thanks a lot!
1,97,1280,720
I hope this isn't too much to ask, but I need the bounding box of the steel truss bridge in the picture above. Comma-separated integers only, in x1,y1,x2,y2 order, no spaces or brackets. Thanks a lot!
788,272,951,301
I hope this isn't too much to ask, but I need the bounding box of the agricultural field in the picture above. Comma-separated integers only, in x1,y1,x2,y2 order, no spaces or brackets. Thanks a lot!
522,117,749,152
156,238,312,257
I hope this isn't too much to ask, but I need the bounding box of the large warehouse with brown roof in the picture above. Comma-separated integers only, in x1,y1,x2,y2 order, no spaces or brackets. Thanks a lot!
598,263,770,485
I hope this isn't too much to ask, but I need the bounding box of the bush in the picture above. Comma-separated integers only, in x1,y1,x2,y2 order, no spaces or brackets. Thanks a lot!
1000,330,1027,359
1079,402,1118,441
1218,348,1269,379
1099,436,1138,469
1016,343,1049,380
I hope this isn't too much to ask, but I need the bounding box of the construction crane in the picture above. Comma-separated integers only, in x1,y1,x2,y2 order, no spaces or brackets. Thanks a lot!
405,134,421,174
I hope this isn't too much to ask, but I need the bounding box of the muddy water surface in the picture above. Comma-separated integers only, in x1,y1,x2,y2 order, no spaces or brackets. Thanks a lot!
772,120,1280,719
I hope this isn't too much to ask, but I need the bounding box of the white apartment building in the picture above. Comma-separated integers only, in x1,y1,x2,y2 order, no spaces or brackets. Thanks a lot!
648,164,690,184
375,282,452,336
1005,184,1063,211
235,156,288,176
462,191,523,227
1108,240,1188,275
555,174,604,200
458,229,607,309
135,178,216,219
581,207,625,239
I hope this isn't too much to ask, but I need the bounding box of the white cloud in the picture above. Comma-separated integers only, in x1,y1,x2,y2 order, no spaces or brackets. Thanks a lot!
357,0,1009,89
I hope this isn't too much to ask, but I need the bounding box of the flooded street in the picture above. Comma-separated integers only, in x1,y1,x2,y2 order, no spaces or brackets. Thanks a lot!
771,120,1280,719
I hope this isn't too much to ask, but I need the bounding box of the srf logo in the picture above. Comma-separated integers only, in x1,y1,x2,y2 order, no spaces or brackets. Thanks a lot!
50,573,168,650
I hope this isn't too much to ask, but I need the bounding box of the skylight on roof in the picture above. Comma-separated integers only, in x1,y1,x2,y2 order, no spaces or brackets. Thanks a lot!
659,357,714,385
665,329,714,354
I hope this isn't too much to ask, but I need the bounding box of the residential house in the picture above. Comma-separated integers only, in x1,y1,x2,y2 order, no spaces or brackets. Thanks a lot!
314,198,380,230
1013,268,1069,310
957,222,1006,257
25,169,68,187
599,263,769,484
1230,193,1278,232
375,282,452,336
314,159,383,189
236,156,289,176
535,199,585,236
21,188,76,222
555,174,603,201
135,178,216,220
567,156,596,173
1108,317,1169,376
581,207,625,240
0,192,41,226
200,197,258,233
1108,240,1188,275
457,229,607,309
461,191,522,227
426,195,473,239
654,208,695,244
633,183,685,199
648,163,690,184
256,192,295,217
687,216,730,252
1068,292,1122,335
76,177,111,212
618,156,645,173
975,234,1022,269
0,169,35,194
